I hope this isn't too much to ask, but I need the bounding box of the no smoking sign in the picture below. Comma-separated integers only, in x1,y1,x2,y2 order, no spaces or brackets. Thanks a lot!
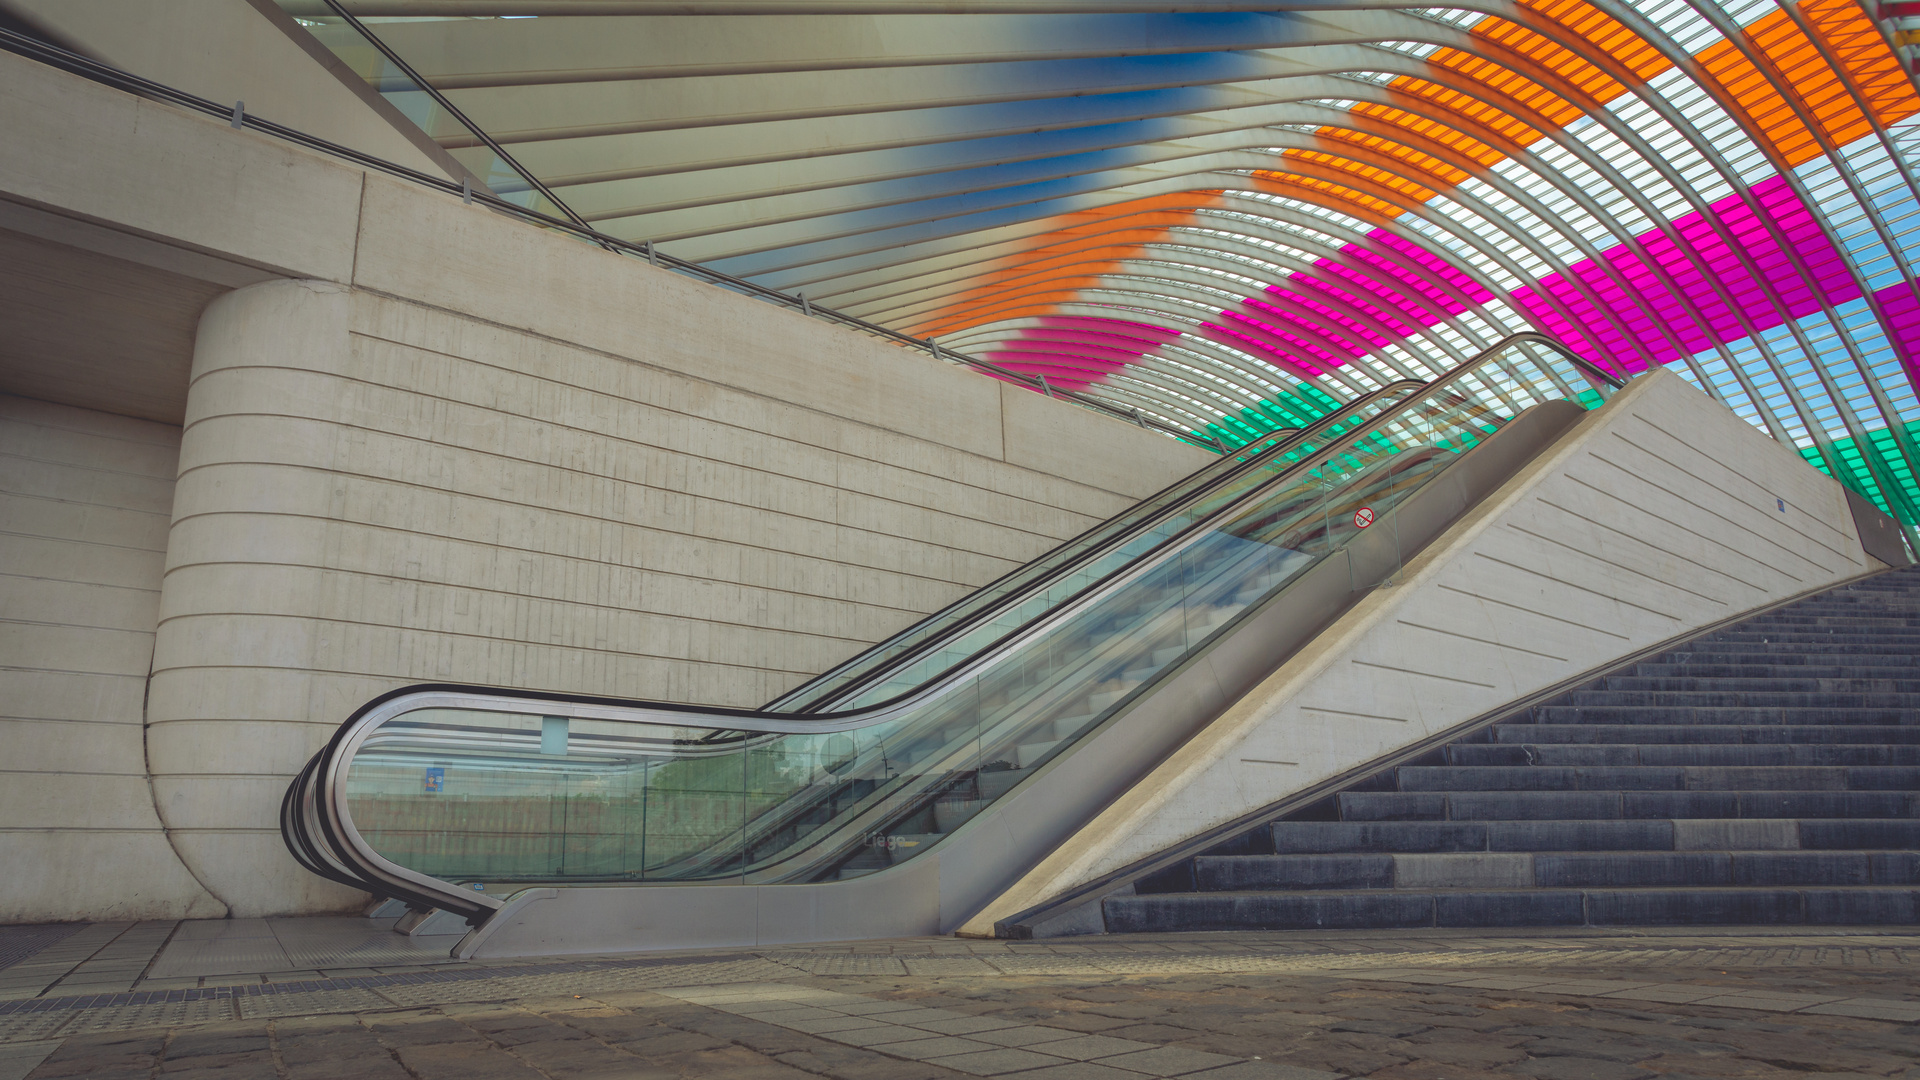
1353,507,1375,529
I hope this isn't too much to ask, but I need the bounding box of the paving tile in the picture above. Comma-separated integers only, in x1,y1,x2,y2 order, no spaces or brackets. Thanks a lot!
1514,1058,1654,1080
1521,981,1658,996
1007,1065,1147,1080
926,1046,1077,1075
878,1007,971,1025
1446,976,1560,990
1095,1046,1242,1077
967,1026,1089,1048
1682,993,1821,1012
824,1024,951,1049
0,1039,62,1080
1029,1034,1161,1061
834,1000,926,1016
911,1014,1026,1035
735,1004,842,1022
881,1035,1006,1060
1595,986,1727,1004
1801,999,1920,1022
777,1015,892,1034
1186,1064,1345,1080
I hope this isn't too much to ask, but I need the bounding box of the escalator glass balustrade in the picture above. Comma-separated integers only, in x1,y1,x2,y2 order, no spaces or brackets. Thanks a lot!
769,380,1427,713
286,334,1619,921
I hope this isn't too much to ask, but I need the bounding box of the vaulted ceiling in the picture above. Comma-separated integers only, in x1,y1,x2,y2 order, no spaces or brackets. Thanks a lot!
291,0,1920,528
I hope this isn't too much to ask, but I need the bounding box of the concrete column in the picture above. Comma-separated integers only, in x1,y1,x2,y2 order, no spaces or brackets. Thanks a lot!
147,278,366,916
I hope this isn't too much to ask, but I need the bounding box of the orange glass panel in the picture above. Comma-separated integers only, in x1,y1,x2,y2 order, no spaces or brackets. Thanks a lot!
1312,128,1473,186
1349,102,1507,168
1475,17,1629,104
1423,49,1587,130
1799,0,1920,129
1382,76,1549,147
1280,149,1440,202
1700,0,1920,167
913,193,1222,335
1247,171,1406,219
1515,0,1672,81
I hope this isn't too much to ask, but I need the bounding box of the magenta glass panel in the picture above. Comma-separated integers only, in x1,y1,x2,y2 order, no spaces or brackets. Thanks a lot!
1235,298,1369,357
1283,274,1424,338
1875,281,1920,378
1256,287,1394,349
1217,310,1353,371
1511,176,1859,371
1196,321,1326,377
985,316,1186,390
1367,231,1495,307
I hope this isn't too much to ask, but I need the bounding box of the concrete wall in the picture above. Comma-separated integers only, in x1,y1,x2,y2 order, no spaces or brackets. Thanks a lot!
0,53,1211,918
966,369,1880,934
0,395,224,922
2,0,459,182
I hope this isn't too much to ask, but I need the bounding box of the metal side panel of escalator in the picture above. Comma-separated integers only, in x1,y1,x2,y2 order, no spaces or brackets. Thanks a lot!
280,336,1621,958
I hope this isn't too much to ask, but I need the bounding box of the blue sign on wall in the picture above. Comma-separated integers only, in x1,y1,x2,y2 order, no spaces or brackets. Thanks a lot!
423,767,444,792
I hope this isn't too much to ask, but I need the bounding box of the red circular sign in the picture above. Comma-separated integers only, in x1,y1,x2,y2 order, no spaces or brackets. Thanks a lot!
1353,507,1375,529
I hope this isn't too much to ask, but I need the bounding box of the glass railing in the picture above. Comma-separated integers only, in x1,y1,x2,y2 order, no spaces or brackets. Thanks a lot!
292,335,1617,910
770,381,1428,713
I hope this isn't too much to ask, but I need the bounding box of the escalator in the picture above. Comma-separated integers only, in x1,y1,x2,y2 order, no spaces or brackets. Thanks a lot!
282,333,1622,956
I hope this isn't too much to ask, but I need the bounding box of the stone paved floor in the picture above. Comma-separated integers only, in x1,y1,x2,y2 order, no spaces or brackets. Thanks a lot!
0,921,1913,1079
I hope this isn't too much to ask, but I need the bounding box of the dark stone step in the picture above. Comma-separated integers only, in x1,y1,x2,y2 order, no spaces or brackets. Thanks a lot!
1629,663,1920,680
1533,705,1919,725
1336,789,1920,821
1449,743,1920,766
1394,764,1920,792
1679,641,1920,656
1268,817,1920,854
1501,724,1920,744
1601,678,1920,692
1702,633,1920,646
1182,851,1920,892
1655,653,1918,668
1102,887,1920,932
1563,691,1920,707
1799,819,1920,849
1740,612,1920,622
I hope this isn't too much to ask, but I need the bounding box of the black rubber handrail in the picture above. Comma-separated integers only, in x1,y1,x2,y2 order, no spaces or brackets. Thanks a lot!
781,336,1619,714
771,384,1419,713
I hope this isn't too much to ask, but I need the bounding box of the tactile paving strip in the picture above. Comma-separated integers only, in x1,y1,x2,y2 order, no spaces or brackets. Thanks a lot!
0,925,85,974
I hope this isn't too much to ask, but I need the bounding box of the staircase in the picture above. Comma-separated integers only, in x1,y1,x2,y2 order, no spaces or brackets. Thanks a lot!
1105,565,1920,932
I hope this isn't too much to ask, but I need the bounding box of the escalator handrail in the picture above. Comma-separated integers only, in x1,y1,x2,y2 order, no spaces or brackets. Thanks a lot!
759,333,1619,719
661,446,1466,884
298,333,1619,914
774,336,1618,714
762,415,1344,713
761,424,1307,711
773,388,1413,713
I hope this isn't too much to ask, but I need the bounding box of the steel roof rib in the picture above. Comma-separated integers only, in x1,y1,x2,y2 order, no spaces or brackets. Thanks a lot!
299,0,1920,536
